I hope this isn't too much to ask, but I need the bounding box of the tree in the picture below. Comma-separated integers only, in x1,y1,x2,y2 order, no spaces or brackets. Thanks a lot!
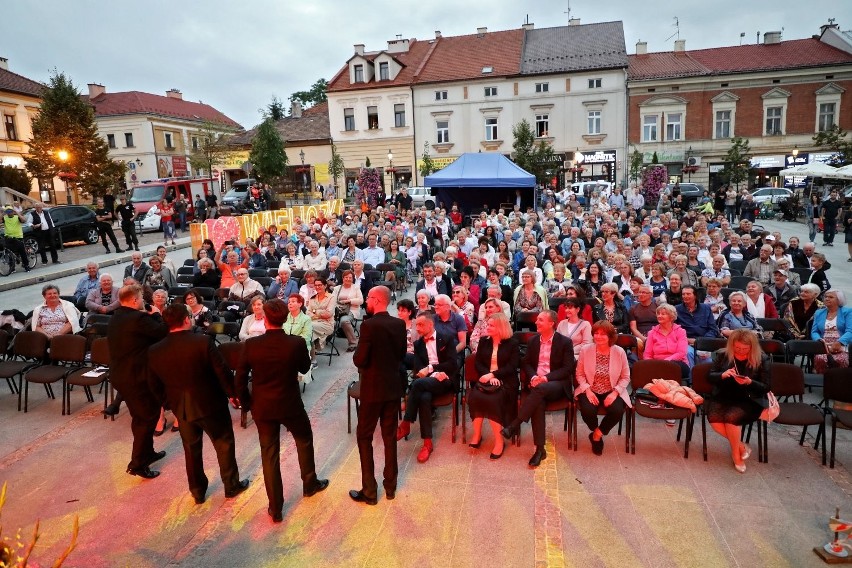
289,78,328,111
187,120,237,179
249,118,288,187
327,144,344,193
719,136,753,189
511,119,555,183
25,71,125,201
419,141,435,179
812,124,851,166
264,95,286,121
0,165,32,194
629,148,643,184
651,152,659,164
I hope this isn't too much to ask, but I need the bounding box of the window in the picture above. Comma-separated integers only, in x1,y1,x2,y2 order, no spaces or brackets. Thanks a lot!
588,78,602,89
818,102,836,132
379,62,389,81
106,134,116,149
587,110,601,135
535,114,549,137
715,110,731,139
642,115,658,142
394,104,405,127
125,132,134,147
3,114,16,140
354,64,364,83
436,121,449,143
665,113,682,140
535,82,549,93
485,86,497,97
435,90,447,101
344,108,355,131
367,106,379,129
191,136,199,151
485,117,498,141
164,132,174,149
765,106,782,135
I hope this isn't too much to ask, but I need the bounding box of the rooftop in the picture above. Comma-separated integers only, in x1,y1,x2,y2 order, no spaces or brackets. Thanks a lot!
230,101,330,146
521,21,628,74
84,90,242,129
327,39,434,93
413,28,524,84
0,66,43,98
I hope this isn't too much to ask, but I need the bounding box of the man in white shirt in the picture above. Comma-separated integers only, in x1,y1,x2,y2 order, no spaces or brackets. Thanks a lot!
357,234,385,268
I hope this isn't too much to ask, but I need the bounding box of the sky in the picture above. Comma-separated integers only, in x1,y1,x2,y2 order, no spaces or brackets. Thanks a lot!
4,0,848,130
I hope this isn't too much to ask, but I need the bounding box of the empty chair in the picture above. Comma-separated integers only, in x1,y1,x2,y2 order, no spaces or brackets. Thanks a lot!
513,311,539,332
194,287,216,302
824,368,852,468
64,337,111,415
184,258,197,266
758,339,786,361
177,266,195,276
167,285,191,300
205,321,241,343
695,337,728,354
728,276,756,291
0,331,48,396
762,363,825,465
789,267,813,283
728,260,747,273
248,268,267,278
786,340,827,390
21,334,87,414
177,274,195,285
757,318,789,335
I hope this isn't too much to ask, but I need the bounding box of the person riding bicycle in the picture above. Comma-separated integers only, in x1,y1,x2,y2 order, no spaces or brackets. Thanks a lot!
2,204,31,272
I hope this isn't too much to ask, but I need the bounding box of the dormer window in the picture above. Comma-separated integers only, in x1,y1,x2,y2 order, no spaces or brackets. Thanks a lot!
354,64,364,83
379,62,389,81
482,66,493,74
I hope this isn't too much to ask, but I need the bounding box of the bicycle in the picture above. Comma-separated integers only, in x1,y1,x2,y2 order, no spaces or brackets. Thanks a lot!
0,237,39,276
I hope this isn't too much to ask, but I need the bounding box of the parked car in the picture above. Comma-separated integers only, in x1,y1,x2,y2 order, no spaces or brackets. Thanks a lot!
558,181,612,206
138,208,162,234
2,205,99,252
750,187,793,206
406,186,436,210
221,178,256,212
665,183,705,206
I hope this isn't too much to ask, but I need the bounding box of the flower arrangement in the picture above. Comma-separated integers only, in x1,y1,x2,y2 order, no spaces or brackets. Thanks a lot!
682,165,699,174
355,167,382,209
641,164,668,205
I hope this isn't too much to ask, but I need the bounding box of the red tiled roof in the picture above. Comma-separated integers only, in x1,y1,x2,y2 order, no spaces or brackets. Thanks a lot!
327,40,434,92
629,38,852,80
302,100,328,117
0,67,43,98
84,91,242,129
413,29,524,84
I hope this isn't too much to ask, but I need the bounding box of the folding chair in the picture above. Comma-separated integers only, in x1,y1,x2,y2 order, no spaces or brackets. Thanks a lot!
786,340,827,391
761,363,826,465
824,368,852,468
21,334,87,414
0,331,48,400
627,359,694,457
64,337,111,415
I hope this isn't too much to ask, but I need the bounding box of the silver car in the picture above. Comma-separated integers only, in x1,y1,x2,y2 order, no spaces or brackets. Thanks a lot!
405,186,436,210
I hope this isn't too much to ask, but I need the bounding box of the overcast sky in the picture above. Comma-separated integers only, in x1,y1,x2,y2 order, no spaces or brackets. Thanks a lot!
5,0,846,129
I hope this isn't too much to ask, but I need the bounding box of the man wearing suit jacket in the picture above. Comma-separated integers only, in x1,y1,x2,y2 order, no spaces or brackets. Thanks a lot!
235,299,329,523
415,263,450,298
124,251,151,284
501,310,575,467
148,305,248,504
107,284,168,479
350,285,407,505
395,314,459,463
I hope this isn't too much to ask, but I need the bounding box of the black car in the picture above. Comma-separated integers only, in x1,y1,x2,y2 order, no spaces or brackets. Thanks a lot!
666,183,705,206
9,205,100,250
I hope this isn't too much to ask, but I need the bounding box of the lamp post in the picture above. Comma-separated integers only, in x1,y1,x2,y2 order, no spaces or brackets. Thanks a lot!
299,149,307,202
685,145,694,182
387,149,394,192
57,150,71,204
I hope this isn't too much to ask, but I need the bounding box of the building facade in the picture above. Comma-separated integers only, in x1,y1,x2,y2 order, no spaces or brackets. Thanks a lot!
627,24,852,191
0,58,46,200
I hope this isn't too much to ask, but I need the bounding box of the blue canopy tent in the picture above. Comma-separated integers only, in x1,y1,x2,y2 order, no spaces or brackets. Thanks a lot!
424,153,536,214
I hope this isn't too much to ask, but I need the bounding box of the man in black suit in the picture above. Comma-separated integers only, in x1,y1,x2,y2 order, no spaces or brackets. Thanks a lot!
235,299,329,523
415,263,450,298
501,310,575,467
147,305,249,504
30,203,60,264
395,314,458,464
107,284,169,479
350,285,407,505
124,251,151,284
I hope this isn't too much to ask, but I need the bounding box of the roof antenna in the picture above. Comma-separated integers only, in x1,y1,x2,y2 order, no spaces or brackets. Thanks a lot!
564,0,571,22
739,32,745,45
665,17,680,42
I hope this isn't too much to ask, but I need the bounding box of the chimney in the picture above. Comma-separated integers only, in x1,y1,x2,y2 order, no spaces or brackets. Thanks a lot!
290,100,302,118
88,83,105,98
166,88,183,100
435,30,442,38
674,39,686,52
386,38,410,53
522,22,534,31
354,44,365,56
477,26,488,35
568,18,581,26
0,57,8,71
764,31,782,44
636,41,648,55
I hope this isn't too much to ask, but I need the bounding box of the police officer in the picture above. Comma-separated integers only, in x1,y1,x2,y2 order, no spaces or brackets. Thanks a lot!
115,196,139,251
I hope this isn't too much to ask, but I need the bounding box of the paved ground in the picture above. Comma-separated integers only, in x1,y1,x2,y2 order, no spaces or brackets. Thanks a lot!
1,217,851,568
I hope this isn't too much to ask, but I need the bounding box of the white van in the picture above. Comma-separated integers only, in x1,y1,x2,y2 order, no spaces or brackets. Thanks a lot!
558,181,612,206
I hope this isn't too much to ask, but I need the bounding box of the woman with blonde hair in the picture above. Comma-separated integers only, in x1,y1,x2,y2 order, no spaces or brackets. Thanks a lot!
707,329,771,473
469,313,520,459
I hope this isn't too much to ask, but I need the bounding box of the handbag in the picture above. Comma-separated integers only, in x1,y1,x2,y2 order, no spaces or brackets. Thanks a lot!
475,381,502,394
759,391,780,422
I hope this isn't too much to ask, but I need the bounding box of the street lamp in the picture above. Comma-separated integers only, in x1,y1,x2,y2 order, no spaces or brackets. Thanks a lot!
298,149,307,198
792,145,799,158
57,149,72,204
387,149,394,191
685,145,694,182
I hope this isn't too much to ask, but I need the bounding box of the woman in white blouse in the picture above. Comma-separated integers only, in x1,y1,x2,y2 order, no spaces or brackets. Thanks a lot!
556,296,593,357
239,296,267,341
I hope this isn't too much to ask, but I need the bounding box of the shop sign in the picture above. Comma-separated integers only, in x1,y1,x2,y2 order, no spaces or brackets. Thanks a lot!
749,155,785,168
783,153,809,167
578,149,616,164
642,150,683,163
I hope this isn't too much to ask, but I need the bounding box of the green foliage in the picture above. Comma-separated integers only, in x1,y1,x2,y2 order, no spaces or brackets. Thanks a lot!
249,119,288,185
511,119,555,183
0,165,32,194
188,120,237,177
719,136,753,189
265,95,286,121
365,156,371,168
328,144,344,190
24,71,125,199
419,141,435,178
651,152,659,164
629,148,643,183
812,124,851,166
289,78,328,110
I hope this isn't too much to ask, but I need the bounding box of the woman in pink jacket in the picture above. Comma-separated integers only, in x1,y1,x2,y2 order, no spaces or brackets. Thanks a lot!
575,321,631,456
643,303,691,378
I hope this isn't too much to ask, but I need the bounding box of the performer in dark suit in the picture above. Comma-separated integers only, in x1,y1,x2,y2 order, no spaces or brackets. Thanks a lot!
350,285,407,505
107,284,169,478
501,310,575,467
148,305,249,504
235,299,329,523
395,314,459,463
